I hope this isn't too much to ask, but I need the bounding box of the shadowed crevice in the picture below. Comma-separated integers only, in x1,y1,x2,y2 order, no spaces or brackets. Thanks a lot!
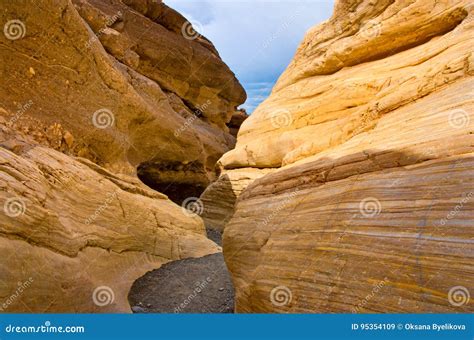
137,160,209,204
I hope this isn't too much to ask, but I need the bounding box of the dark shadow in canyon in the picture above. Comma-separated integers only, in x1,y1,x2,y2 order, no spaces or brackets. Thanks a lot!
137,160,208,204
129,171,236,313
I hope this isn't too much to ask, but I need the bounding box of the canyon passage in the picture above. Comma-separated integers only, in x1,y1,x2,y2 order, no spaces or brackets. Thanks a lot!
0,0,473,313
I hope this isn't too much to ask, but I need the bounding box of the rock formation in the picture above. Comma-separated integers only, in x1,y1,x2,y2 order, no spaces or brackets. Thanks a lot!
0,0,244,312
221,0,474,312
0,121,220,312
200,168,273,232
227,109,249,138
1,0,245,203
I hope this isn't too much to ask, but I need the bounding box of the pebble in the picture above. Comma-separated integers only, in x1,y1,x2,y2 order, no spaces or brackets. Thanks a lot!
131,306,146,313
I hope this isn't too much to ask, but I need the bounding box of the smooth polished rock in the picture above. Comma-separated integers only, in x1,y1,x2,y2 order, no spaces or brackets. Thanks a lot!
222,0,474,313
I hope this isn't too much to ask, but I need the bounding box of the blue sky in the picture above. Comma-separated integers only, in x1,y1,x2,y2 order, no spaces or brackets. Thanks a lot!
165,0,335,113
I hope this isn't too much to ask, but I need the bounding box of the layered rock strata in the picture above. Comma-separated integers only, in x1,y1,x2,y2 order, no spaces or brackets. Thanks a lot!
0,0,244,312
200,168,273,232
222,0,474,312
1,0,245,203
0,122,219,312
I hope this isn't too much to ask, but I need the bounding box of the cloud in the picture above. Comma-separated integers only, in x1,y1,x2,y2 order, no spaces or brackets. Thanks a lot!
242,82,274,112
165,0,335,112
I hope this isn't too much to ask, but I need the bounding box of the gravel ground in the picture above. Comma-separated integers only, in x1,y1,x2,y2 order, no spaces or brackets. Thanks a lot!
128,247,234,313
206,227,223,246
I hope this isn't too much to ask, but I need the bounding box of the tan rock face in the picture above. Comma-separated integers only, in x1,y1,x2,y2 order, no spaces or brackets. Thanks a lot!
0,0,242,313
200,168,273,232
222,0,474,312
0,0,245,203
220,0,472,169
227,109,249,138
0,125,219,312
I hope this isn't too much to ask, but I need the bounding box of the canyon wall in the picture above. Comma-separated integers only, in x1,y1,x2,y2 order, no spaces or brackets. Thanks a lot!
1,0,245,203
0,0,244,312
222,0,474,312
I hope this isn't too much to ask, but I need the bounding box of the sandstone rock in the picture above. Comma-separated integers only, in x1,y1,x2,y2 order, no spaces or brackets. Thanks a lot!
222,0,474,313
227,109,249,138
200,168,273,232
220,0,473,169
0,0,245,313
0,0,245,202
0,125,219,312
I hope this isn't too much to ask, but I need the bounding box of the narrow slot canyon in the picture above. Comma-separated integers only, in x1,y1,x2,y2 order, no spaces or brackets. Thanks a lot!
0,0,472,316
131,164,235,313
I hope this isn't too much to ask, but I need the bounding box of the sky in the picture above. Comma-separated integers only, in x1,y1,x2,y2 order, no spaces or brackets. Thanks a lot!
165,0,335,113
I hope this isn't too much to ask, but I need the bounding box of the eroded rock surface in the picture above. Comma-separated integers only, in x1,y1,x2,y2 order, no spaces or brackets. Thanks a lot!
0,0,244,312
222,0,474,312
1,0,245,201
0,124,219,312
200,168,273,233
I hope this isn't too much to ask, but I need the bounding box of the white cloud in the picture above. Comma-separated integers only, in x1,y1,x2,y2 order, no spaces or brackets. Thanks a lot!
165,0,334,112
